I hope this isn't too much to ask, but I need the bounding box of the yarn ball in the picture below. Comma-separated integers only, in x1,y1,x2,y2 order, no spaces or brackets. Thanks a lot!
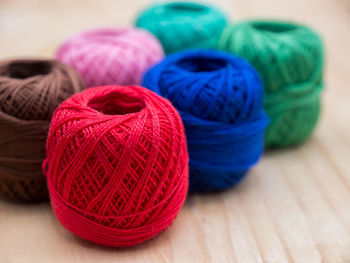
55,28,164,87
142,50,268,192
44,85,189,247
219,20,324,147
135,1,228,54
0,59,84,202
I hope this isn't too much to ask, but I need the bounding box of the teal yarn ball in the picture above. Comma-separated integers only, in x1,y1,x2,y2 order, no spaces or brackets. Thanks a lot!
135,1,228,54
219,20,324,147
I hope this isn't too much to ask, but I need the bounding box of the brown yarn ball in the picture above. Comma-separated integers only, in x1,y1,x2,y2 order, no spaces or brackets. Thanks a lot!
0,59,85,202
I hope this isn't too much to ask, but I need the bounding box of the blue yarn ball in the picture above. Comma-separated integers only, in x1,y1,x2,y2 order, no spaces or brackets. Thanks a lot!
142,50,268,192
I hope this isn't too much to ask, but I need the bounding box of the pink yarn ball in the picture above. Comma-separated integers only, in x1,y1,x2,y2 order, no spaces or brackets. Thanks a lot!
55,28,164,87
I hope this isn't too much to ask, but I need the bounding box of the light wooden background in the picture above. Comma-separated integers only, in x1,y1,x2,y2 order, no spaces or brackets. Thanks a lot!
0,0,350,262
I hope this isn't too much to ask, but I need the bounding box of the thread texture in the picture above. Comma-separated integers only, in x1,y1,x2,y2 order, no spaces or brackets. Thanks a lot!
220,20,324,147
143,50,268,192
44,85,189,247
0,59,84,202
135,2,227,54
56,28,164,87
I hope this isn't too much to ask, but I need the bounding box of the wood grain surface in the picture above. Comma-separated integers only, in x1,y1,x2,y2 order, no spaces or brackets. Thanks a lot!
0,0,349,262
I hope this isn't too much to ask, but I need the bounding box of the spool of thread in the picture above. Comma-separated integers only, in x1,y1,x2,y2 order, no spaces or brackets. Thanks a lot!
219,20,324,147
56,28,164,87
0,59,84,202
135,1,227,54
44,85,189,247
143,50,268,192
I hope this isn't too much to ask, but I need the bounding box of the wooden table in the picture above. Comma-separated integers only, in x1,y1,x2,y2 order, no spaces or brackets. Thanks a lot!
1,0,350,262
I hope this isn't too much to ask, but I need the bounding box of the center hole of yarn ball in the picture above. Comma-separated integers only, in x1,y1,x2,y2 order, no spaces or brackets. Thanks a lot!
252,22,297,33
166,2,206,12
177,57,227,73
88,90,145,115
7,61,52,79
84,30,125,41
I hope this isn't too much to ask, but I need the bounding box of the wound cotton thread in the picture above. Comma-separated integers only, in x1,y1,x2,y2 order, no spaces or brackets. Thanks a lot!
143,50,268,192
0,59,84,202
220,20,324,147
135,2,227,54
56,28,164,87
44,85,189,247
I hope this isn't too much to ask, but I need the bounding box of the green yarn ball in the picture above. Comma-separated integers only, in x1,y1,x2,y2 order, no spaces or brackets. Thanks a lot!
219,20,324,147
135,1,227,54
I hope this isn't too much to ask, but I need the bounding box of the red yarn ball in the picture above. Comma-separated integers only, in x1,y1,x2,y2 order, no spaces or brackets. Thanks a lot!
44,85,189,247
